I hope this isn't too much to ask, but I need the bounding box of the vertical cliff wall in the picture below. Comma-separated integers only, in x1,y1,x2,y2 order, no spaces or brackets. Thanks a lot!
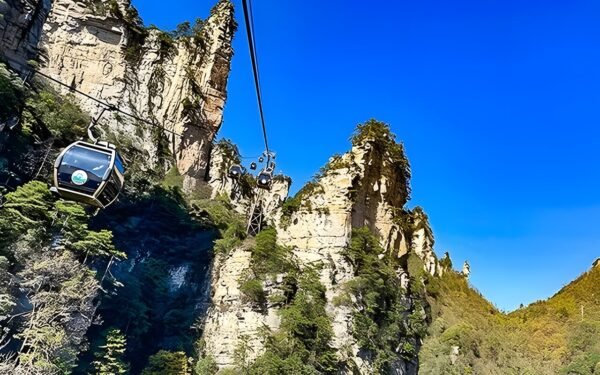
2,0,236,191
200,123,443,374
0,0,51,65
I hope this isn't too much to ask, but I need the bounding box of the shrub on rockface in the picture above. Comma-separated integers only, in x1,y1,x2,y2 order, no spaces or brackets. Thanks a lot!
242,268,338,375
240,279,266,305
194,355,218,375
0,64,25,122
23,90,89,142
142,350,190,375
251,227,294,276
190,194,246,256
338,227,426,372
351,119,411,200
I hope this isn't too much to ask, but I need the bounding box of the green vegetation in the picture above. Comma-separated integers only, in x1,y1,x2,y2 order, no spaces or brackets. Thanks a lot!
336,227,426,372
250,227,294,276
0,182,121,373
194,355,218,375
420,264,600,374
238,228,294,308
190,193,246,256
0,63,91,186
280,181,325,228
219,228,338,373
351,119,411,201
92,328,129,374
241,267,338,374
162,167,185,190
0,64,25,122
318,153,353,176
23,89,88,141
142,350,191,374
239,279,266,305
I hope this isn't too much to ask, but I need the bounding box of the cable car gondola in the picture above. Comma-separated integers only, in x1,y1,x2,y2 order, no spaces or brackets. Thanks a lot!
52,141,125,208
256,170,272,190
256,167,273,190
250,162,257,170
228,164,243,180
51,108,125,209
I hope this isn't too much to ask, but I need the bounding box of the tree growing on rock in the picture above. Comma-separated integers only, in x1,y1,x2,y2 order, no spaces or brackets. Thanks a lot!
92,328,129,375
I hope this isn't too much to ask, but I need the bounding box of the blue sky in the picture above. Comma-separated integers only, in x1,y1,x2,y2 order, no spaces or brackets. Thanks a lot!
133,0,600,311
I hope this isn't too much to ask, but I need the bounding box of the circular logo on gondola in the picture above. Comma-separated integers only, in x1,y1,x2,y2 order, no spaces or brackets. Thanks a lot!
71,170,88,185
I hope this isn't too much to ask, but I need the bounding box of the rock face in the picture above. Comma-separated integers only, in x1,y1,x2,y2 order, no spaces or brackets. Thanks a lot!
2,0,236,191
201,243,283,368
0,0,51,66
462,260,471,278
200,136,441,373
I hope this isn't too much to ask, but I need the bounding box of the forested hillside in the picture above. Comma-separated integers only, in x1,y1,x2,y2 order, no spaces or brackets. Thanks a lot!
421,262,600,374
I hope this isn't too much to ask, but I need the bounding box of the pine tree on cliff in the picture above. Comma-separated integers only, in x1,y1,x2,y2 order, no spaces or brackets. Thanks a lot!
92,328,129,375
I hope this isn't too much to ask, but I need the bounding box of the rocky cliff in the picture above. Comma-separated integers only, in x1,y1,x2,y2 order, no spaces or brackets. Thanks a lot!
0,0,51,65
2,0,236,191
0,0,239,372
200,121,444,374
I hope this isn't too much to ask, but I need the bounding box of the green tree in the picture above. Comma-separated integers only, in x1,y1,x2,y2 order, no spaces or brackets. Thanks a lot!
0,181,53,253
24,90,88,142
0,64,24,122
0,256,15,316
194,355,218,375
174,21,192,38
192,18,205,37
71,230,126,261
142,350,190,375
92,328,129,374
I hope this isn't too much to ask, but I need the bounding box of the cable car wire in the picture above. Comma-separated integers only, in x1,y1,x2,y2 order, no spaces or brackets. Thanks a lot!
241,0,270,155
33,69,183,137
0,55,182,137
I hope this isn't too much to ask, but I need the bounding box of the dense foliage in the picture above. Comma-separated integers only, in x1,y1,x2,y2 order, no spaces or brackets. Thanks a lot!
245,267,338,374
420,264,600,374
0,63,91,187
142,350,191,375
0,64,24,123
0,182,122,374
337,227,426,373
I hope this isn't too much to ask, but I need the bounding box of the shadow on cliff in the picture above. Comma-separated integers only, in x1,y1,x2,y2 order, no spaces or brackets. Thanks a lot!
75,187,216,373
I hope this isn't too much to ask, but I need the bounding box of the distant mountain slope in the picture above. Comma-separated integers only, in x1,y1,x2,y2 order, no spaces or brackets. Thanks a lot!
420,262,600,374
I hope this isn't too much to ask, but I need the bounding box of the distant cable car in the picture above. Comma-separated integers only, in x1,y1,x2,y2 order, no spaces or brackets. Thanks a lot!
50,108,125,208
250,162,257,170
228,164,242,179
256,167,273,190
258,156,264,163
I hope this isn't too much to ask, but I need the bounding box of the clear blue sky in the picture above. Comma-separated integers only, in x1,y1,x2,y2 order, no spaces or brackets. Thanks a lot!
133,0,600,311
